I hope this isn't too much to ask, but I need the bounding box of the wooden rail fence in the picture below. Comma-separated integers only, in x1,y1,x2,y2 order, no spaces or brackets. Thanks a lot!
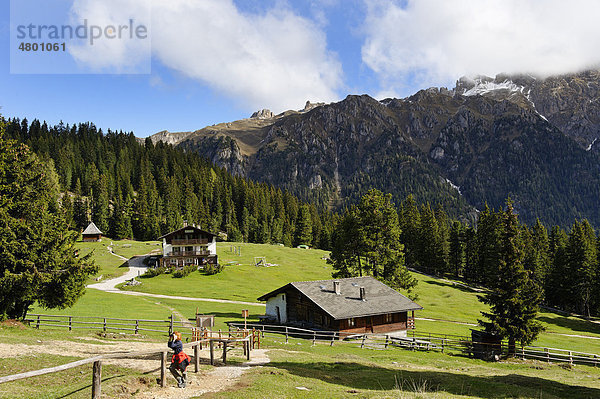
228,322,600,367
24,314,196,337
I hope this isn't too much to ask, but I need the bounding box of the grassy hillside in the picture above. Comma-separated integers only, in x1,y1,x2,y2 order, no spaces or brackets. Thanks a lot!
8,239,600,398
208,335,600,399
122,242,332,302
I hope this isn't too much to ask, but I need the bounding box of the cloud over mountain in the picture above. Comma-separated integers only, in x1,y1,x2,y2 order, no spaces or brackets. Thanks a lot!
362,0,600,92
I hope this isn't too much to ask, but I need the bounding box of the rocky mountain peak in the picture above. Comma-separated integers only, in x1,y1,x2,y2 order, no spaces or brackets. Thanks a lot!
250,109,274,119
301,101,325,112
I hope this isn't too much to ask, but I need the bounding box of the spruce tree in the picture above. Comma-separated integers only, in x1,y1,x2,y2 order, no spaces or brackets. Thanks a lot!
0,127,97,319
565,220,598,317
545,226,569,309
330,190,417,295
295,205,313,246
92,174,110,234
478,200,543,355
449,220,465,278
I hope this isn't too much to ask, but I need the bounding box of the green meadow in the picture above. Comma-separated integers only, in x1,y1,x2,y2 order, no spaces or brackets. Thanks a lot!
4,239,600,398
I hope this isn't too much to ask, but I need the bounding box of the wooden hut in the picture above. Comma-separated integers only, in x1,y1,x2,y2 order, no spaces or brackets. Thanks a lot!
258,276,422,335
82,222,103,242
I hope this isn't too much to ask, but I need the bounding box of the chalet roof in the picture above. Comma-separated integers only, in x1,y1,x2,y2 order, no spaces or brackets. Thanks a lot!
82,222,103,235
258,276,422,320
158,225,217,240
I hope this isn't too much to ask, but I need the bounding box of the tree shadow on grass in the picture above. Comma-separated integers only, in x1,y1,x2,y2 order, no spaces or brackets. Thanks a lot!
267,361,600,399
537,315,600,337
422,279,481,294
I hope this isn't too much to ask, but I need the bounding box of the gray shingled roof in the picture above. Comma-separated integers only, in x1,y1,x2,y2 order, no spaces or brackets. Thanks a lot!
157,226,217,240
82,222,103,235
259,276,422,320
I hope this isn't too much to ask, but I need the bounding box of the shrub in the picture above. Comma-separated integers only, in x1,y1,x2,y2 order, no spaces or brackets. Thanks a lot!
144,266,166,278
204,263,224,275
173,264,197,278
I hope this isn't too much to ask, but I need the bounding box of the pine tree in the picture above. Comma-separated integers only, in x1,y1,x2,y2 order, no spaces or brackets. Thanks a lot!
92,174,110,234
545,226,569,309
565,220,598,317
73,194,89,231
464,226,478,283
449,221,465,278
330,190,417,295
295,205,313,246
478,200,543,355
399,195,421,269
523,219,550,287
476,204,503,286
418,203,446,276
0,128,97,319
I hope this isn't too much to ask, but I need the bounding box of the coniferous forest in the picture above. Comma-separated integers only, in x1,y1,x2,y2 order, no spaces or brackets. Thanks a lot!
4,118,335,249
5,117,600,319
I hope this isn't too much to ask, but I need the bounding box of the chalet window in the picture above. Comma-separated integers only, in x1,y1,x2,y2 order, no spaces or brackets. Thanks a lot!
384,313,392,323
281,294,285,300
348,318,355,327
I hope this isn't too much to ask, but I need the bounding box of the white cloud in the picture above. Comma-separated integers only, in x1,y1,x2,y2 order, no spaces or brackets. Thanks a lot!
151,0,342,112
362,0,600,93
68,0,151,73
70,0,343,112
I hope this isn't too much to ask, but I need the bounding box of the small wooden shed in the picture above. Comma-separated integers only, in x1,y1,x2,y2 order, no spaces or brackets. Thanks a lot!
82,222,103,242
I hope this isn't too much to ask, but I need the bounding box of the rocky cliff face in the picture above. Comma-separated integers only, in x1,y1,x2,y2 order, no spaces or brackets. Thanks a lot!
147,70,600,226
456,70,600,149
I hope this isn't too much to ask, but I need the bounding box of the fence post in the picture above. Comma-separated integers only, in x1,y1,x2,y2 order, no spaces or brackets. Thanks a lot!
546,348,550,363
68,316,72,331
262,325,265,338
92,360,102,399
194,344,200,373
361,335,366,349
331,332,336,347
36,315,40,329
569,351,573,366
222,341,227,365
160,351,167,387
209,340,215,365
285,327,289,344
135,320,139,335
103,318,107,333
169,315,174,335
441,339,445,354
313,331,316,346
385,335,389,349
594,354,598,367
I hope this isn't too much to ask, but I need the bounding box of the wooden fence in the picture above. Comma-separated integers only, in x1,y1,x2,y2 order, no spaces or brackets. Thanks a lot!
24,314,194,336
228,322,600,367
0,333,255,398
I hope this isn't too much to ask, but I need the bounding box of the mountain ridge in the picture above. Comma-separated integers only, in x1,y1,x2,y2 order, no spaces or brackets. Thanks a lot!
146,70,600,227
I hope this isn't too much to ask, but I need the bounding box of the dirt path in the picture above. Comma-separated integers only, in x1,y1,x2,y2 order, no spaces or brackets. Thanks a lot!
0,338,269,398
138,349,270,399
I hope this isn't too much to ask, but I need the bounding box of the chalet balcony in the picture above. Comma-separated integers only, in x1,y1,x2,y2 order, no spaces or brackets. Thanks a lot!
407,317,415,330
171,238,209,245
165,250,212,257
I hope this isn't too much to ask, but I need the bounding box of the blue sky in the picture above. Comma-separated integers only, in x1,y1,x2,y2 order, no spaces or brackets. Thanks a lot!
2,0,600,137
